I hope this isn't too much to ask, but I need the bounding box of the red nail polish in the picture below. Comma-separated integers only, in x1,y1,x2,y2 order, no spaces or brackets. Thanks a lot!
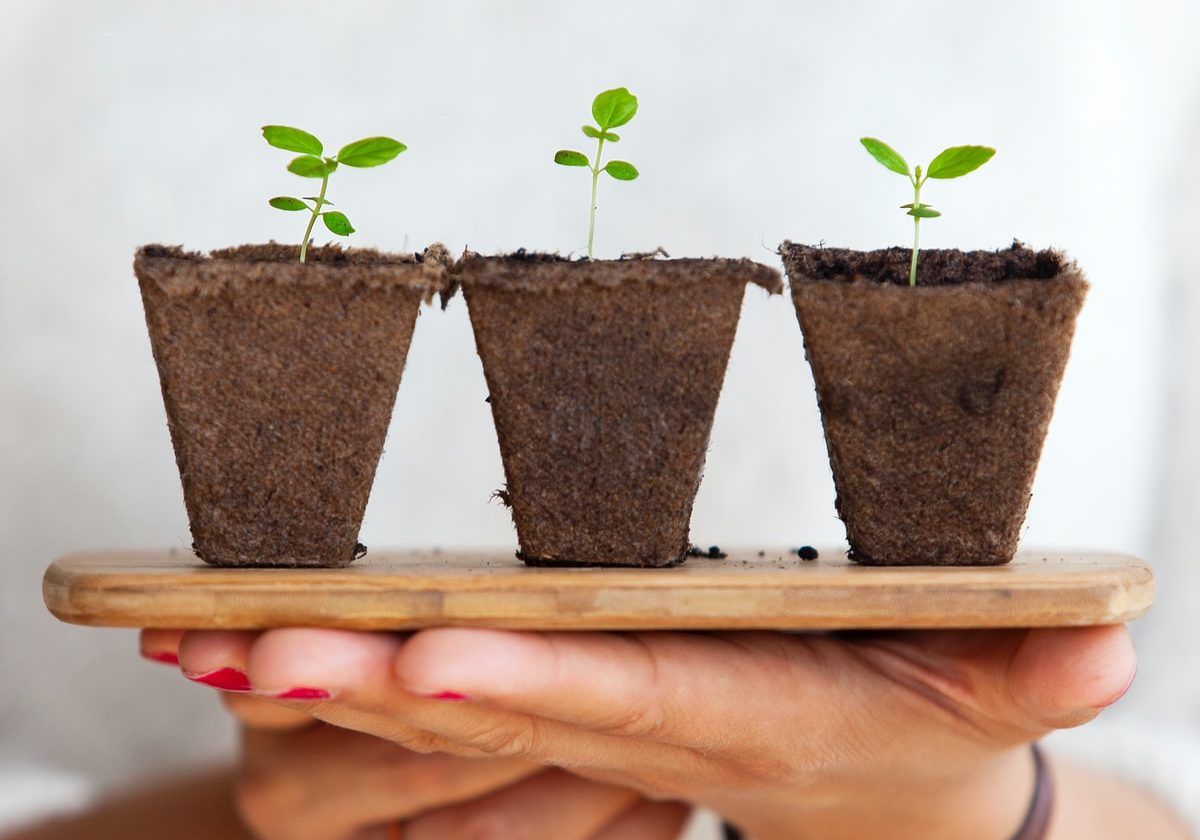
186,667,252,693
426,691,470,701
271,687,331,700
142,650,180,666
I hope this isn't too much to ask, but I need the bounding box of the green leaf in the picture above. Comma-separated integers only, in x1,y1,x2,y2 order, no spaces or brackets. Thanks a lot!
554,150,590,167
287,155,337,178
262,125,323,155
604,160,639,180
591,87,638,129
268,196,307,211
322,211,355,236
337,136,406,167
926,145,996,179
860,137,910,176
582,125,621,143
906,204,942,218
303,196,334,207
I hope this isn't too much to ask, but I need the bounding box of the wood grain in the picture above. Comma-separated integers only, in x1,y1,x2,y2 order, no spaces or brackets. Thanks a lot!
43,549,1154,631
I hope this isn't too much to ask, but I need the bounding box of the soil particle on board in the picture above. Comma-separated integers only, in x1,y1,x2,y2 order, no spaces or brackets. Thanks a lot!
685,545,728,559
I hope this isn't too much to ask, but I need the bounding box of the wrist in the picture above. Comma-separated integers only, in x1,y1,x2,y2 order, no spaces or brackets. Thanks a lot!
738,746,1037,840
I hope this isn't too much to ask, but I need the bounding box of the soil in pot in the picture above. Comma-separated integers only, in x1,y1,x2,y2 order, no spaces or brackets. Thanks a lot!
135,242,450,568
780,242,1087,566
456,253,782,568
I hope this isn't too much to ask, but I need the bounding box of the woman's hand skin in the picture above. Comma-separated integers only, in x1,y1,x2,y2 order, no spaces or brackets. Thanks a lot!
158,625,1186,840
140,630,689,840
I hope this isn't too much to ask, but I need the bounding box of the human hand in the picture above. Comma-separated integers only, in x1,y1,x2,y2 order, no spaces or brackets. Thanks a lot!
140,630,690,840
163,626,1135,840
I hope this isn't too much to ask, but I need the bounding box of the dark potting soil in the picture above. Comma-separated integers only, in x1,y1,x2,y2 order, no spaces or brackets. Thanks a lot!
135,243,450,568
780,241,1087,566
139,242,449,288
456,254,782,568
781,240,1065,287
453,250,781,292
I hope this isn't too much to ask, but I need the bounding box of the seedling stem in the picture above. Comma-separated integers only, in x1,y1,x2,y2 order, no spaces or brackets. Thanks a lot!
587,134,606,258
300,174,330,264
909,166,923,287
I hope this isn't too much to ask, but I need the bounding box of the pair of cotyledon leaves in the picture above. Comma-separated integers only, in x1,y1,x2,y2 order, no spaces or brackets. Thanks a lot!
860,137,995,219
264,125,406,237
554,87,640,181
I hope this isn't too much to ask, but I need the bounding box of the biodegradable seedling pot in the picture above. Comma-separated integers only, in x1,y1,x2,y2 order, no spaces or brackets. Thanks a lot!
780,242,1087,566
456,253,782,568
135,243,449,568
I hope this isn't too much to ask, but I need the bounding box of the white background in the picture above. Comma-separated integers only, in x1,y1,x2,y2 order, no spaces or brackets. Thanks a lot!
1,0,1198,824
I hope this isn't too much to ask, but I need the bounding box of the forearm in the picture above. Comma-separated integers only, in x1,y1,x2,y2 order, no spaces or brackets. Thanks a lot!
4,767,252,840
1049,758,1192,840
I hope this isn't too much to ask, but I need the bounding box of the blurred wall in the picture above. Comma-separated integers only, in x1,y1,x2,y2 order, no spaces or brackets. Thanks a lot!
1,0,1197,790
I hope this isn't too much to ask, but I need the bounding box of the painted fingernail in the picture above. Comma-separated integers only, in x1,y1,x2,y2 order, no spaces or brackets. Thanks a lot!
265,687,332,701
423,691,470,702
184,667,252,693
141,650,180,666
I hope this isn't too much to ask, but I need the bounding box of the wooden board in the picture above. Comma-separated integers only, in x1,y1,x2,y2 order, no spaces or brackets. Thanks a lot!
43,549,1154,631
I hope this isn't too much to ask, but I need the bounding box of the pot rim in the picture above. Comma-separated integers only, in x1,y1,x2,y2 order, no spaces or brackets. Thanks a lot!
452,250,783,295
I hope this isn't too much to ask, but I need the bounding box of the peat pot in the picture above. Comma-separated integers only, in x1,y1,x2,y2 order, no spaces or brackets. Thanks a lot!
780,242,1087,566
455,253,782,568
135,243,450,567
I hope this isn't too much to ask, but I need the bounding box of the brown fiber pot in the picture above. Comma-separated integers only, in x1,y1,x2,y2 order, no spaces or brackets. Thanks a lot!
780,242,1087,566
455,253,782,567
135,243,449,568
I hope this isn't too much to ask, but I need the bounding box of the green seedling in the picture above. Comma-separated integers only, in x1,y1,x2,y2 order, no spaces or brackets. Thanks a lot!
860,138,995,286
263,125,407,263
554,87,640,259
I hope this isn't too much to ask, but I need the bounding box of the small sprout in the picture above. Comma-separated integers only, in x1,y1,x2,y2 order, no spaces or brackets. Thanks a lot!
860,138,995,286
554,87,640,258
263,125,407,263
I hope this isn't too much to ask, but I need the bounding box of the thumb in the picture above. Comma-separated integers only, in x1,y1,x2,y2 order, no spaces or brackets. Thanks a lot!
1007,625,1137,729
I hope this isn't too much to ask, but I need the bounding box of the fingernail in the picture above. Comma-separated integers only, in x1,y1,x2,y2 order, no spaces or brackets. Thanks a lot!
141,650,179,666
263,687,332,701
421,690,471,702
184,667,252,693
